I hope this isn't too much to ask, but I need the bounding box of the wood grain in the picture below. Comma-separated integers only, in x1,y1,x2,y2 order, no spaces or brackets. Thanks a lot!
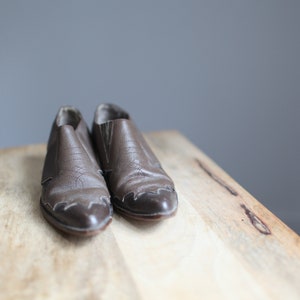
0,131,299,300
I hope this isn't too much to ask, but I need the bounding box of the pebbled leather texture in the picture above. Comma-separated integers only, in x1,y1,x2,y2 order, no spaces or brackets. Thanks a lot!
40,106,112,236
92,103,178,220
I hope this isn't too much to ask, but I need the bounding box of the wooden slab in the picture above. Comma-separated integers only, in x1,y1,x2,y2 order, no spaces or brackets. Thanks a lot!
0,131,299,300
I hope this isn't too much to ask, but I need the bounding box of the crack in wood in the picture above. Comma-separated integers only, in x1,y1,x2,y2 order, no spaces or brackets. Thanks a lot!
195,158,271,235
195,158,238,196
241,204,271,235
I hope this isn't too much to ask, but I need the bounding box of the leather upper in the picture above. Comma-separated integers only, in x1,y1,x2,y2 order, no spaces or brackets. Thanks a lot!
92,103,178,219
40,106,112,234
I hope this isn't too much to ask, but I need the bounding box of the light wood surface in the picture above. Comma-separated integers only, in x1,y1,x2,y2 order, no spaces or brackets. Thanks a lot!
0,131,299,300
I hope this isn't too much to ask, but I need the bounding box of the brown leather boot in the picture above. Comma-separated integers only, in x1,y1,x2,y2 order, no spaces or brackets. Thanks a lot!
40,106,112,236
92,103,178,220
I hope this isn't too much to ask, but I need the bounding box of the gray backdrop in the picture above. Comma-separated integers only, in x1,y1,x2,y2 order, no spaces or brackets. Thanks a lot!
0,1,299,233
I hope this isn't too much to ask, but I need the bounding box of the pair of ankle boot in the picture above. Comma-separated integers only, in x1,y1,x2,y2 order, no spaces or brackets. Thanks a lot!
40,103,178,236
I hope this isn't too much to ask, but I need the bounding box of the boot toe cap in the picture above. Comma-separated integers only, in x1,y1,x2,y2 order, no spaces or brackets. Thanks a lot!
41,198,113,236
114,189,178,220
